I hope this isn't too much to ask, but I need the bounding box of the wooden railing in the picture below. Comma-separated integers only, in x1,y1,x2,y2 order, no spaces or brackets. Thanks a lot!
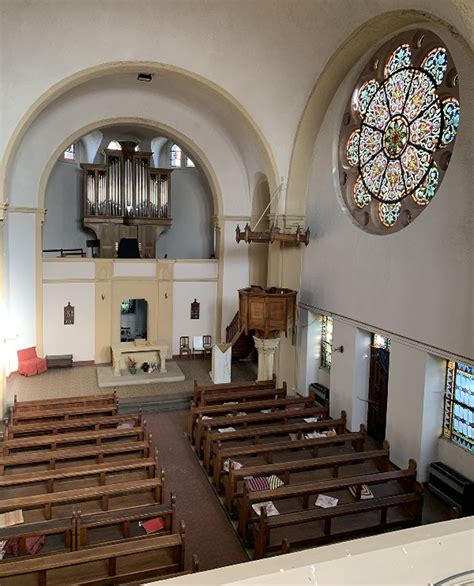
226,312,240,343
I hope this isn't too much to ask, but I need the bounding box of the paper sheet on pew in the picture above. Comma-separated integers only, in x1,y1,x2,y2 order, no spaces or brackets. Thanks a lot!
201,415,213,420
304,416,321,423
315,494,339,508
117,421,135,429
304,428,337,439
260,409,272,413
252,501,280,517
223,401,238,405
0,541,7,561
223,458,243,472
218,427,236,433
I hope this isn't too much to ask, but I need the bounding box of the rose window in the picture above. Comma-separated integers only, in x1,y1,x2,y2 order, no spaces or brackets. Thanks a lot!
339,30,460,234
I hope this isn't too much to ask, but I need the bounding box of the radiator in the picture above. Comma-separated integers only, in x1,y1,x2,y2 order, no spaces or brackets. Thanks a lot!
309,383,329,408
427,461,474,516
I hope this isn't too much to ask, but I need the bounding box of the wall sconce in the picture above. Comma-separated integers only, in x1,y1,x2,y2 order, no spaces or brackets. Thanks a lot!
334,345,344,354
164,292,168,299
101,294,105,301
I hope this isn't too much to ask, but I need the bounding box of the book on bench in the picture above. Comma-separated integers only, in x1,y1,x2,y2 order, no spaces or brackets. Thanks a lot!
139,517,165,534
348,484,374,500
0,509,24,529
252,501,279,517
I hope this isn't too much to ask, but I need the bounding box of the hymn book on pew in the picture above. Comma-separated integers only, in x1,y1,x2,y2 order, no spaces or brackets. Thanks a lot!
139,516,166,534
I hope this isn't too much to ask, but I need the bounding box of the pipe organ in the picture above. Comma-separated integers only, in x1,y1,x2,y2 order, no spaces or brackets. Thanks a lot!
81,141,172,258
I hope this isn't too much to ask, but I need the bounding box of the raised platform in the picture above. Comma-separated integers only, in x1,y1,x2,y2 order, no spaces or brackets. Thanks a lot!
97,361,185,388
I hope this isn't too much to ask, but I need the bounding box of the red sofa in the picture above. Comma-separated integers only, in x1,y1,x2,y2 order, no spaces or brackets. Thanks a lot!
17,347,48,376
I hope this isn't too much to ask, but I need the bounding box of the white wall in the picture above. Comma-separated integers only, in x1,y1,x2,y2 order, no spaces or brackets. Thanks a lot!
172,281,217,355
301,24,473,361
43,282,95,361
157,168,213,259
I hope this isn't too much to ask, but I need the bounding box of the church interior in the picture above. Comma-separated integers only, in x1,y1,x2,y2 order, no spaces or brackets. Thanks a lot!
0,0,472,584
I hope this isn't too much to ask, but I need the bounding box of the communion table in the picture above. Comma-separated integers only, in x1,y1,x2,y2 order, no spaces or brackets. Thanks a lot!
111,341,169,376
210,343,232,384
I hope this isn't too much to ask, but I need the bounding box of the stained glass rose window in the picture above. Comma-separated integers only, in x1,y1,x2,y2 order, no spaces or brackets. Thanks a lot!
339,30,460,234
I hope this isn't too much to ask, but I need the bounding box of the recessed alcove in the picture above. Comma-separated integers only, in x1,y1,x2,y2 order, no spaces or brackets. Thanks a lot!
120,298,148,341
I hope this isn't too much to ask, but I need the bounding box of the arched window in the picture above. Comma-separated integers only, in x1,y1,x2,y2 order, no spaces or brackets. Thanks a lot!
170,143,195,168
320,315,333,370
63,144,75,161
443,361,473,452
107,141,140,151
339,30,460,234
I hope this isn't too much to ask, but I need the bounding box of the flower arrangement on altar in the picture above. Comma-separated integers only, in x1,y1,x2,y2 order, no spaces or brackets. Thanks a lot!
127,356,137,374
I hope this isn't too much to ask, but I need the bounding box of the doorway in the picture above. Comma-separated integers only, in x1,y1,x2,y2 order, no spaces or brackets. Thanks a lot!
367,334,391,443
120,298,148,341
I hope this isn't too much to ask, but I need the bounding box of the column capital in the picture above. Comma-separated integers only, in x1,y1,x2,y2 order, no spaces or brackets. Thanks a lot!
253,336,280,353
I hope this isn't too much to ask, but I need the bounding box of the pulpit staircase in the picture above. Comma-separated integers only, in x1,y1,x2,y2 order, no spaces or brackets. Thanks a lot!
226,312,254,360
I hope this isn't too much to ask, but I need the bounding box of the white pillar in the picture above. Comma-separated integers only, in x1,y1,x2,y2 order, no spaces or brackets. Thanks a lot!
329,321,371,430
253,336,280,381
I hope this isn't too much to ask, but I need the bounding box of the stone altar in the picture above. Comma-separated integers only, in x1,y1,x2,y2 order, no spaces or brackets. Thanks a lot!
111,341,169,376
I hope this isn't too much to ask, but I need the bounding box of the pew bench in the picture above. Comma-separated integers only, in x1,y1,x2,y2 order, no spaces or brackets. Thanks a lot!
225,445,390,512
190,393,313,443
0,498,176,558
212,415,354,486
0,476,165,522
0,455,159,498
6,412,143,440
1,425,147,456
0,522,196,585
0,439,151,475
252,487,424,559
199,385,287,407
238,462,418,541
203,407,337,470
193,378,276,404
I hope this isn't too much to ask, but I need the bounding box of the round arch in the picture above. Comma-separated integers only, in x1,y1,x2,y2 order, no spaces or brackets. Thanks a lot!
1,61,280,206
285,9,473,217
38,117,224,219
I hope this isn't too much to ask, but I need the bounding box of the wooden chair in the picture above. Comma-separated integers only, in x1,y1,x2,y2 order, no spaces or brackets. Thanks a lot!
203,335,212,358
179,336,192,359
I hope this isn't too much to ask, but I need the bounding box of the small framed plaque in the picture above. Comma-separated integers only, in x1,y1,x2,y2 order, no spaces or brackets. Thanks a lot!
190,299,200,320
64,302,75,325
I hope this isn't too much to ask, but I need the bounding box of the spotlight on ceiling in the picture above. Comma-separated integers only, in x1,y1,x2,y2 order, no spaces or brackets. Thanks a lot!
137,73,153,82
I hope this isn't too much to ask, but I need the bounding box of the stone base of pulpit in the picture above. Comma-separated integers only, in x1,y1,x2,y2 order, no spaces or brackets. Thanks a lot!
253,336,280,381
210,343,232,384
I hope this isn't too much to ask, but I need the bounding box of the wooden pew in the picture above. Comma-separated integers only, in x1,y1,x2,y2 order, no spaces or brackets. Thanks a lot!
200,385,287,407
0,498,176,557
10,391,118,424
1,425,148,456
0,522,198,585
253,485,424,559
193,377,276,404
0,454,159,497
190,393,312,443
225,444,390,511
5,412,143,440
212,415,353,485
202,406,336,470
0,475,165,522
75,495,177,548
238,461,418,541
0,439,152,475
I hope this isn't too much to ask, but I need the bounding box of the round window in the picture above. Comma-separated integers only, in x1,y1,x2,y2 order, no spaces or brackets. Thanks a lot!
339,30,460,234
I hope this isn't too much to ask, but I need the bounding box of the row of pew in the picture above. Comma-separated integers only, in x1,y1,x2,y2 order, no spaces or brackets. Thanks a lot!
0,392,199,584
189,379,424,559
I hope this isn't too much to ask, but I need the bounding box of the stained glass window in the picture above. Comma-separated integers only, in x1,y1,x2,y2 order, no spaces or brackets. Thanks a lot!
321,315,333,370
372,334,391,351
339,30,460,234
443,361,473,452
63,144,75,161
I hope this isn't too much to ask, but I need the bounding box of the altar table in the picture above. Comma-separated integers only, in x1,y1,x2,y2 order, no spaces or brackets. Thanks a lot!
111,341,169,376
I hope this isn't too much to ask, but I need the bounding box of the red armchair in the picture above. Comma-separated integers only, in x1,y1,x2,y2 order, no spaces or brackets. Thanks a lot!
17,347,48,376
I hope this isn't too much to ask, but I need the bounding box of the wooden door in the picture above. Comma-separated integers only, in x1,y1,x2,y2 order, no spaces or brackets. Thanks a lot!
367,339,390,442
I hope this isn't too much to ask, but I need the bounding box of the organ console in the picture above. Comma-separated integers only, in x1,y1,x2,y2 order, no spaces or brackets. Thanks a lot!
80,141,172,258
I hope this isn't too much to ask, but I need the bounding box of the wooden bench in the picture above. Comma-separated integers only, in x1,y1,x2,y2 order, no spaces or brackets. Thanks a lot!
5,412,143,440
75,496,176,548
9,403,120,426
10,391,118,422
0,522,198,585
193,377,276,404
0,454,159,496
212,415,353,486
0,439,152,475
225,444,390,511
190,393,313,443
200,385,287,407
0,476,165,522
253,486,424,558
202,406,335,470
1,425,148,456
0,498,176,557
238,461,418,541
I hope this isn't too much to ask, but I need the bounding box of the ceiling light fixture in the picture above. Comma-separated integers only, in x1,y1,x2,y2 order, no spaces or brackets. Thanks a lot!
137,73,153,82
